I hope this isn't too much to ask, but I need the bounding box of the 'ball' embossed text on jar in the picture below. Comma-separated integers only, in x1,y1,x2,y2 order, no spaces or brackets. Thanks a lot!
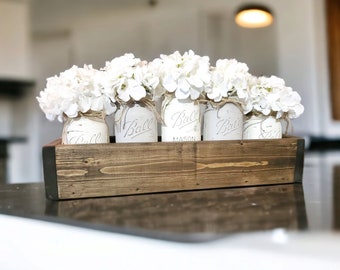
115,103,157,143
203,102,243,141
62,111,109,144
243,115,282,139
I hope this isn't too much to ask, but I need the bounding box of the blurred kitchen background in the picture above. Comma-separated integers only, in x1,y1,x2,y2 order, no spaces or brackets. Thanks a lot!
0,0,338,183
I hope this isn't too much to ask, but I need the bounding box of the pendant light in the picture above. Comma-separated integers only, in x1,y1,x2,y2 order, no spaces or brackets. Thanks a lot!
235,4,274,28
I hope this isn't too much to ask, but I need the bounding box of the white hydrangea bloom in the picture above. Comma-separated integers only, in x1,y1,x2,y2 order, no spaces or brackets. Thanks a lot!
245,75,304,119
150,50,211,100
205,58,250,103
37,65,116,122
100,54,159,103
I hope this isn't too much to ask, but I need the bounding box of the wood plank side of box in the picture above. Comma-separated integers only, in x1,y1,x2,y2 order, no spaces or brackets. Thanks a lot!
42,137,305,200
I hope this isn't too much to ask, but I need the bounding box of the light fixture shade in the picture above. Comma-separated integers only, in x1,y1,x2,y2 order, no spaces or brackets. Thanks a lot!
235,5,273,28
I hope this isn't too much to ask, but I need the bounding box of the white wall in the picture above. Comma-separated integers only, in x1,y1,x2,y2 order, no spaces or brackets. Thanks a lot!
9,0,331,182
0,0,34,183
0,0,31,80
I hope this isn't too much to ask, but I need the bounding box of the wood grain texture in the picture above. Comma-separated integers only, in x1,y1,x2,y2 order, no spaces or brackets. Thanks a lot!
42,137,305,199
327,0,340,120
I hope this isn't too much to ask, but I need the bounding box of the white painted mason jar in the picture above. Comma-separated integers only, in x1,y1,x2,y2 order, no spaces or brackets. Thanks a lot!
62,111,109,144
114,103,157,143
243,115,282,139
203,102,243,141
161,97,201,142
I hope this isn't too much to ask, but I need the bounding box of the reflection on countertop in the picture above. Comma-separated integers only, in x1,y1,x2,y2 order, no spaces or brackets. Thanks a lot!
303,150,340,231
47,183,307,240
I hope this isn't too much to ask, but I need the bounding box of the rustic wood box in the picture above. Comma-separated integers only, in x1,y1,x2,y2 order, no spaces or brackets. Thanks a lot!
42,136,304,200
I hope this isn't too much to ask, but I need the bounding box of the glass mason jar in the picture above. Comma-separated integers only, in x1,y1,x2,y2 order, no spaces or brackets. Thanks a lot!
203,102,243,141
243,114,282,139
62,111,109,144
161,97,201,142
114,102,157,143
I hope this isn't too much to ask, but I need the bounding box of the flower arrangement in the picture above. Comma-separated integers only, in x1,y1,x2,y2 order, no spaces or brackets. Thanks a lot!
99,54,160,143
244,75,304,120
37,64,116,122
204,58,250,104
37,51,305,144
150,50,211,100
99,53,159,104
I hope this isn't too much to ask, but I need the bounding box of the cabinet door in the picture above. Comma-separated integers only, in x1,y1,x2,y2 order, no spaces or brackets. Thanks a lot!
327,0,340,120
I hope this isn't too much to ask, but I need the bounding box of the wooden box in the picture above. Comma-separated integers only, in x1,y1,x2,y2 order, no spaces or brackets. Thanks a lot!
42,137,304,200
